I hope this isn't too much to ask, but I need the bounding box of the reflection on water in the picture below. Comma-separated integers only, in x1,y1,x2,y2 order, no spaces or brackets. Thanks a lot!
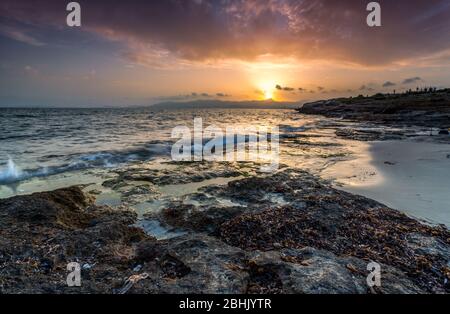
1,107,449,227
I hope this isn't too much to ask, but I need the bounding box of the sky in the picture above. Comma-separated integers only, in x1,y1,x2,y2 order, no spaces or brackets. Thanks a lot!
1,0,450,107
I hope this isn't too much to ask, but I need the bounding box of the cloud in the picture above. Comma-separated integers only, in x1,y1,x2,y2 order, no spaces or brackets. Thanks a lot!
402,77,422,84
0,25,45,46
317,86,325,91
1,0,449,67
382,81,396,87
298,88,307,92
276,84,295,92
216,93,230,97
359,85,374,91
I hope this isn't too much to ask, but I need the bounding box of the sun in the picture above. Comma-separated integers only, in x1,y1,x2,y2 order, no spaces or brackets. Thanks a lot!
258,81,276,100
264,89,274,100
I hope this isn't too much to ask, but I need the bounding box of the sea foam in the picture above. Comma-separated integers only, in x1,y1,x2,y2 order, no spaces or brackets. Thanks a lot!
0,158,23,184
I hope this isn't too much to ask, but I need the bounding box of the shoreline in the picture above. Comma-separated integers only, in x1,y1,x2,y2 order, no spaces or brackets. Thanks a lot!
322,137,450,227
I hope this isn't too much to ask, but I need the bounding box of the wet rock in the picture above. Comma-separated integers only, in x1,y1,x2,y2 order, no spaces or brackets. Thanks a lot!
112,162,247,186
120,184,160,205
0,186,95,228
335,129,404,141
153,203,244,234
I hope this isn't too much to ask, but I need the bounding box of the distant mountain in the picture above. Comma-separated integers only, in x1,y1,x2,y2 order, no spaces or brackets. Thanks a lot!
150,99,300,110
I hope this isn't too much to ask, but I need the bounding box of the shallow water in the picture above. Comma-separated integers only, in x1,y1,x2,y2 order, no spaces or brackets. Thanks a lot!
0,107,449,227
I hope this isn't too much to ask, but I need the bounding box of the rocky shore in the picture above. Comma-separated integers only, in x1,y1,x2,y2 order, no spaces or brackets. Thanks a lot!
297,89,450,138
1,168,449,294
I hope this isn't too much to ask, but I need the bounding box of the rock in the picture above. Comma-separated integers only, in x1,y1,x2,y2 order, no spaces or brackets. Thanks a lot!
213,169,450,293
0,187,148,293
132,234,249,294
160,254,191,279
152,203,244,234
406,233,450,261
1,170,449,294
297,90,450,132
248,247,424,294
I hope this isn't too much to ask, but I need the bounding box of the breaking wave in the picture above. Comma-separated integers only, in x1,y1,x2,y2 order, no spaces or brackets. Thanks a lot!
0,143,172,185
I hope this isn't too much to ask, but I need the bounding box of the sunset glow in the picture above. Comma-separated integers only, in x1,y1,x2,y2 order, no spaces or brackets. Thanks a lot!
258,81,277,100
0,0,449,107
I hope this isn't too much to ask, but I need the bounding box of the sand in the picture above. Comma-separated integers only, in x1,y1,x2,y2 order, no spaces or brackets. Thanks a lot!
323,137,450,226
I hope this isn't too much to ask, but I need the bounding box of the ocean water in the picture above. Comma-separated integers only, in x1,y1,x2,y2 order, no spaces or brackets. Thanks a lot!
0,108,321,186
1,107,449,227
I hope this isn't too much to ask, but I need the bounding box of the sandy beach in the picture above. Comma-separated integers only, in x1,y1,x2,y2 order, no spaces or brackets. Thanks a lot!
323,137,450,227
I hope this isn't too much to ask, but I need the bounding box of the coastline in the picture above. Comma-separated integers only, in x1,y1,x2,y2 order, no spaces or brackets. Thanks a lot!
1,96,449,293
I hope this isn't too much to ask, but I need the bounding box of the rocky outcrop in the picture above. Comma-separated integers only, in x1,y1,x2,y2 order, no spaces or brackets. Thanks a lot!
143,169,450,293
1,170,449,294
297,90,450,132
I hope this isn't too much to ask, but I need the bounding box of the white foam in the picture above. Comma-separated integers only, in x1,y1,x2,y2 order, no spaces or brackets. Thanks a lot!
0,158,23,183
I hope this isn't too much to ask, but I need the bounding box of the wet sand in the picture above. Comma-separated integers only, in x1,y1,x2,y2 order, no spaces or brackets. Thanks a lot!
323,137,450,226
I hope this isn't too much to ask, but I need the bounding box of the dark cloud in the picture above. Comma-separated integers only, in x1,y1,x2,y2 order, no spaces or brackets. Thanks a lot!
298,88,306,92
359,85,374,91
276,84,295,92
317,86,325,91
1,0,449,66
402,77,422,84
382,81,396,87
